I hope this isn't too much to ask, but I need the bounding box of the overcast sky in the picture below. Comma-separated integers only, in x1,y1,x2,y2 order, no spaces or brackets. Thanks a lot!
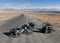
0,0,60,9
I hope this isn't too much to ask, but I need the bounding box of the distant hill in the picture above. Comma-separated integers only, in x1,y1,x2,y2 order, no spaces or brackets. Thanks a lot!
0,9,60,13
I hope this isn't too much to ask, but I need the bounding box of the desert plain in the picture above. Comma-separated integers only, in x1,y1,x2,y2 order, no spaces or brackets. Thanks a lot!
0,11,60,24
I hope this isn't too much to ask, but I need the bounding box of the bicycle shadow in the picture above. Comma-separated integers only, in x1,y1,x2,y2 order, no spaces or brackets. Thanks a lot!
3,32,11,37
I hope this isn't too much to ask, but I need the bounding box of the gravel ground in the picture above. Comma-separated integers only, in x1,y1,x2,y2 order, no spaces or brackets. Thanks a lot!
0,14,60,43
